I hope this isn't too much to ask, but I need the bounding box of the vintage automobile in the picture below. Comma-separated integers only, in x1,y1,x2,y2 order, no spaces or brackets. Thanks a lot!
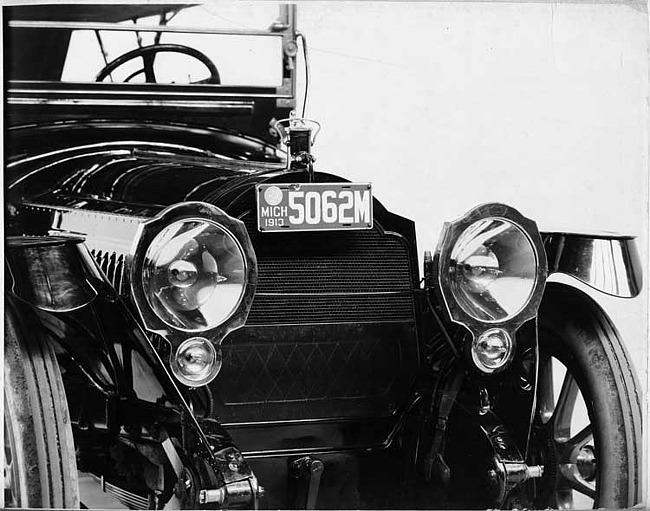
3,4,644,510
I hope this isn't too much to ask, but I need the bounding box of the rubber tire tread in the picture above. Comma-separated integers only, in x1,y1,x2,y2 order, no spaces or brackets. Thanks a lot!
4,304,80,508
539,283,643,508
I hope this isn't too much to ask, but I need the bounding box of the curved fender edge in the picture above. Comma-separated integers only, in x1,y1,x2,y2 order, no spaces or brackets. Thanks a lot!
542,231,642,298
5,235,101,312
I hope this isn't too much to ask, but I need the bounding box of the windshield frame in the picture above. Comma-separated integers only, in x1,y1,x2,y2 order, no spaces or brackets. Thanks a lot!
5,4,297,110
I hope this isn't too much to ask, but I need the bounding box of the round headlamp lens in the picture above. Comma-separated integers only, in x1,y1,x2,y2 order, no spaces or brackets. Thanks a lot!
143,219,247,331
172,337,222,386
472,328,512,372
450,218,537,322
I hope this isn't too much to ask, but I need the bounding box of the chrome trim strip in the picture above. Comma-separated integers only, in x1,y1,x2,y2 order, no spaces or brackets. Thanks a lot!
221,415,394,428
9,20,286,37
47,207,143,255
252,291,415,297
27,201,147,220
8,97,255,111
243,444,384,459
243,319,416,328
8,85,292,99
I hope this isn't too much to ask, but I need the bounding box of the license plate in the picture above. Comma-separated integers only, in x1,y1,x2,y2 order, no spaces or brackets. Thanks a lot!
256,183,373,232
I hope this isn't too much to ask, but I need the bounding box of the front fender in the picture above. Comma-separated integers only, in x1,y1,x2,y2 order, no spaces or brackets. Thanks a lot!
543,232,642,298
5,235,99,312
5,235,175,401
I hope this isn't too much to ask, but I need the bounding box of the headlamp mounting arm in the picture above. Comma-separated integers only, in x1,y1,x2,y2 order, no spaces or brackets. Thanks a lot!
129,201,258,350
431,203,548,340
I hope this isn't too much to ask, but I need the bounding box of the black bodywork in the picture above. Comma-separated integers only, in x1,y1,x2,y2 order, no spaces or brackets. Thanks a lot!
5,124,428,507
3,5,643,510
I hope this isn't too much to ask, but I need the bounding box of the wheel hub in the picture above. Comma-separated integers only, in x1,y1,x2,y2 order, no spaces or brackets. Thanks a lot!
576,445,596,482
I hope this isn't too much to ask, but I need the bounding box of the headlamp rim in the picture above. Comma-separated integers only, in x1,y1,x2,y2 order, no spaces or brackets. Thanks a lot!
129,201,258,350
433,203,547,338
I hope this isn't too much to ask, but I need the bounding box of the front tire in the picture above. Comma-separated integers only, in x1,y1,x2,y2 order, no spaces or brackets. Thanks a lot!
530,284,643,508
4,305,80,508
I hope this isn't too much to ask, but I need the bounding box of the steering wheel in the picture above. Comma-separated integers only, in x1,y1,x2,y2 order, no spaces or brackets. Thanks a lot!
95,44,221,84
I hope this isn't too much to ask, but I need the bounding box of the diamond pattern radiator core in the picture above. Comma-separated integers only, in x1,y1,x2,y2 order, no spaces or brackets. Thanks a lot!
220,338,398,404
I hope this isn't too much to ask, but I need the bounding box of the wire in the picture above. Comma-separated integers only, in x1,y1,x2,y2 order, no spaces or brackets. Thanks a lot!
424,291,460,359
94,30,112,82
297,32,309,118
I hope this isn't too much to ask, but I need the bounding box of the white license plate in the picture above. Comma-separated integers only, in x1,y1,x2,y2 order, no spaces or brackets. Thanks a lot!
256,183,373,232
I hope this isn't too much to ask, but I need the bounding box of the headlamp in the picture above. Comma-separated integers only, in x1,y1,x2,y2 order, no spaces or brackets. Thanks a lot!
142,218,247,332
130,202,257,386
433,203,547,374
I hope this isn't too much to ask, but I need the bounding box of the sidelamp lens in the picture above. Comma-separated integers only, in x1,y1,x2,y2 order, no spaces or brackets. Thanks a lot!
172,337,222,387
143,219,247,331
450,218,537,322
471,328,512,372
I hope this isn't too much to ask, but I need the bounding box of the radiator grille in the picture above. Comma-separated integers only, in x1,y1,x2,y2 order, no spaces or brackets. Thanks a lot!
246,294,414,325
244,216,416,324
253,233,413,294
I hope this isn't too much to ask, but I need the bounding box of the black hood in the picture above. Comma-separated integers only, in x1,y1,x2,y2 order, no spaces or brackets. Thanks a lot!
5,121,288,216
5,130,393,224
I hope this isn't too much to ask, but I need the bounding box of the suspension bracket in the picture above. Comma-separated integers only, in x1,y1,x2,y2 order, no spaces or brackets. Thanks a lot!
479,411,544,505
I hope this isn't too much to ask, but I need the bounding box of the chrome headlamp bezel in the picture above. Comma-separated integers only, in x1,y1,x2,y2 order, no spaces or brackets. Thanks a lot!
129,201,257,351
434,203,547,343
